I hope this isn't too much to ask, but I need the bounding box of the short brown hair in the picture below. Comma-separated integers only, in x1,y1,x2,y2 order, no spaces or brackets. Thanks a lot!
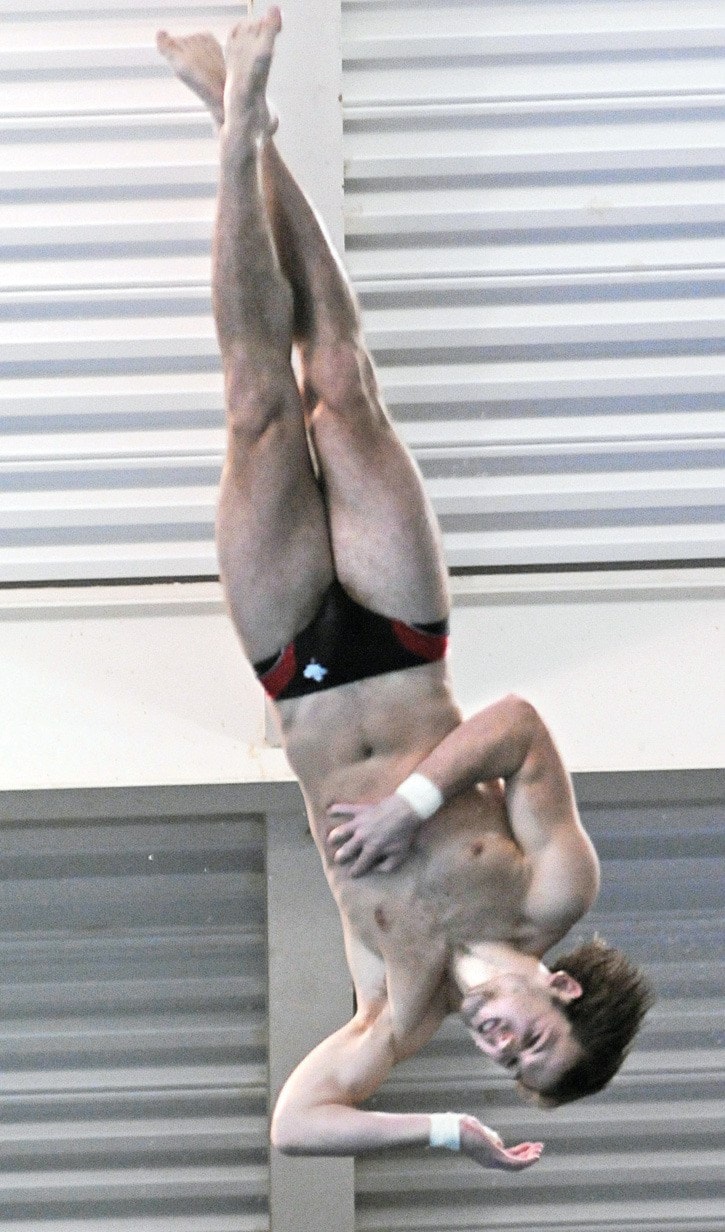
538,938,654,1106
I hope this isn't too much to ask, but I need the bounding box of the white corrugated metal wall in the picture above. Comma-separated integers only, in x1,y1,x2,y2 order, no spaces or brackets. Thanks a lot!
1,1,234,583
2,1,723,581
342,0,725,568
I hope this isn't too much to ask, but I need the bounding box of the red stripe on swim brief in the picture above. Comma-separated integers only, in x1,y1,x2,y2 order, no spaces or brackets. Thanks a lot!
259,642,297,699
391,619,448,663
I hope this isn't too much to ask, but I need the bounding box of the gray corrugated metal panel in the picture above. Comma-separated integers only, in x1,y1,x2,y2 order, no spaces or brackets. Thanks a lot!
356,770,724,1230
356,1190,724,1232
0,1222,260,1232
0,932,263,1007
0,1102,264,1163
0,814,266,930
0,787,269,1229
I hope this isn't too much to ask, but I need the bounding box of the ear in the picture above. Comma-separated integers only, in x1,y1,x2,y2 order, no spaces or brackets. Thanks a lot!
547,969,583,1003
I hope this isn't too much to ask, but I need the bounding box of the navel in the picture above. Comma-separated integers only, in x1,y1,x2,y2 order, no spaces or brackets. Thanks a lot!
374,905,390,932
470,841,484,857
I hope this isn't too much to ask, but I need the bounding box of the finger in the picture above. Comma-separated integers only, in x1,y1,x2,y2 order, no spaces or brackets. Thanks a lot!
333,837,363,864
499,1143,543,1168
327,803,358,816
349,848,378,878
375,854,401,873
328,824,354,846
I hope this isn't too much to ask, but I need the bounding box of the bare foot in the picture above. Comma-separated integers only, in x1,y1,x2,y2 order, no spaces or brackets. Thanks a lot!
223,6,282,145
156,30,226,128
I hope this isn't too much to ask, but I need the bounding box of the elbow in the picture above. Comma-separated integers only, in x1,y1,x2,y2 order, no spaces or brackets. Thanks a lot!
502,693,539,725
501,694,543,744
270,1104,307,1156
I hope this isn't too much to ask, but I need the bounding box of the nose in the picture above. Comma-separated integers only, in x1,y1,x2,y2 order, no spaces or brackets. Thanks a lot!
486,1024,516,1056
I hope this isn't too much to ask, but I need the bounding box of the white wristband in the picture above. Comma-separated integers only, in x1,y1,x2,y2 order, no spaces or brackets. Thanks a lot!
395,772,444,820
429,1112,462,1151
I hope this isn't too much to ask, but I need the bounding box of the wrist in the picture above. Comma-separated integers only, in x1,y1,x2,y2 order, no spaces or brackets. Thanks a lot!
428,1112,461,1150
395,772,444,820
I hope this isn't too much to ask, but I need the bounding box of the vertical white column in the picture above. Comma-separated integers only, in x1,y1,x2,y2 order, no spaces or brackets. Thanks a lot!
267,0,345,253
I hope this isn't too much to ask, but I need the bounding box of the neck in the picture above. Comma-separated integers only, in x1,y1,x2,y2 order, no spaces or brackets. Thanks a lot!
452,942,548,996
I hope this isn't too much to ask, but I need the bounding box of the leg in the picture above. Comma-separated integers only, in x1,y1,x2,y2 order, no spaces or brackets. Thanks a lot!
188,13,333,663
158,20,449,628
261,143,450,626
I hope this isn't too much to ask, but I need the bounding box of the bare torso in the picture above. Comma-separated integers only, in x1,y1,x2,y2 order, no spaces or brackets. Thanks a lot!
276,662,542,1023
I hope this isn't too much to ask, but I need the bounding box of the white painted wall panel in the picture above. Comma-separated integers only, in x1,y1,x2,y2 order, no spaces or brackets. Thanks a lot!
1,572,722,791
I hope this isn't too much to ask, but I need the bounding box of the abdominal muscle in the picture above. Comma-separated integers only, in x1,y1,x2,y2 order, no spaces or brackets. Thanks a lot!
275,662,530,964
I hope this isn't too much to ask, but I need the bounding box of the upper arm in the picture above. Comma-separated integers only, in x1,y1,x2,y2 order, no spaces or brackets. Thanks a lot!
504,702,600,929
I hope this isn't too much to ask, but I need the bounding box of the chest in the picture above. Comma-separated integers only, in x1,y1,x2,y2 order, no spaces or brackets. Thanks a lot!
419,826,530,944
332,820,529,963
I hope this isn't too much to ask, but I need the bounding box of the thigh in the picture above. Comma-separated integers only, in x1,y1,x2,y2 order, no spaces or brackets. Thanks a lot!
216,375,335,664
310,404,450,626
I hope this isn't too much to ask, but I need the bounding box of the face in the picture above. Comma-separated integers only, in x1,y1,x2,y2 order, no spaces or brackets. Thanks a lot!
460,973,583,1094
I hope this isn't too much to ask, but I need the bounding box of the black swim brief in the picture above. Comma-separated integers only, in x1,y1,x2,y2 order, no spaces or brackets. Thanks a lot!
254,580,449,701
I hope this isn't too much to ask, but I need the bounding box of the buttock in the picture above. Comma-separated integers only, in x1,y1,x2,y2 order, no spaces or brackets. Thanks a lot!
254,579,448,701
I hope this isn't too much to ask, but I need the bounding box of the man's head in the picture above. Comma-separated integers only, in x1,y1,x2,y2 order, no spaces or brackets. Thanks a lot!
459,939,653,1104
532,939,654,1105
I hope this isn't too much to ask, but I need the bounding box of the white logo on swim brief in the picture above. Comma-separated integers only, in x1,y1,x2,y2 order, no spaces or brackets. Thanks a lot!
303,660,328,683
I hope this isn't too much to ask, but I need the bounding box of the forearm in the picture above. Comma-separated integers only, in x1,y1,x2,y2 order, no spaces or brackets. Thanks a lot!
329,697,546,875
271,1006,434,1155
272,1101,431,1156
272,1091,543,1171
409,694,539,809
271,1008,542,1170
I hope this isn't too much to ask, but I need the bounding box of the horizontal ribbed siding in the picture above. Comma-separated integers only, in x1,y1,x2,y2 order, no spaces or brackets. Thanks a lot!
343,0,725,568
4,1,723,582
0,788,268,1229
1,4,232,583
355,770,725,1231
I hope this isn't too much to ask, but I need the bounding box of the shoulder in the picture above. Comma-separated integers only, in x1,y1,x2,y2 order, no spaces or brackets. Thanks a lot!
523,824,600,937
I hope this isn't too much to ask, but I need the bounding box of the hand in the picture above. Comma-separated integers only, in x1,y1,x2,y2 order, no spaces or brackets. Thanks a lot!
460,1117,543,1171
326,795,418,877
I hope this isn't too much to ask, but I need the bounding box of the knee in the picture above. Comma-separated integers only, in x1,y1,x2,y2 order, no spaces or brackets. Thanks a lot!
307,338,380,417
224,358,296,444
